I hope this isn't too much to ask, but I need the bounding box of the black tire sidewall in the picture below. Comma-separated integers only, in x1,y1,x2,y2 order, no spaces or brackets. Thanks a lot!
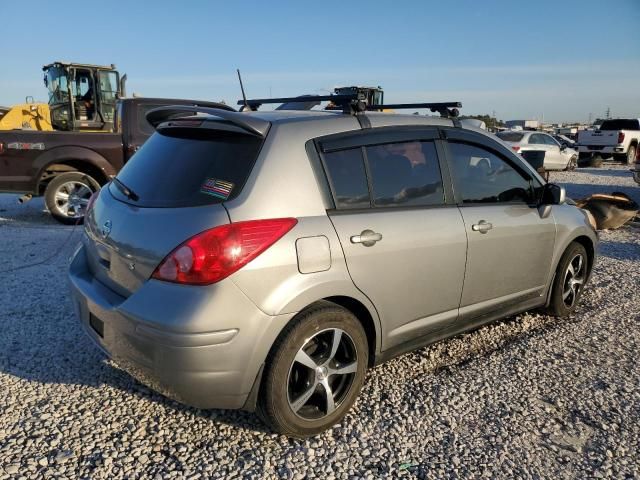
259,303,369,437
44,172,100,225
549,242,588,318
627,146,636,165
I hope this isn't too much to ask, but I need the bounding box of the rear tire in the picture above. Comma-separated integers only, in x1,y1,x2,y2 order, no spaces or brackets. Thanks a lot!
44,171,100,225
547,242,589,318
626,145,637,165
258,301,368,437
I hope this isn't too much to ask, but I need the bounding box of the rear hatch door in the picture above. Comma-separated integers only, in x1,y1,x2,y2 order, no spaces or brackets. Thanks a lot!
83,120,265,297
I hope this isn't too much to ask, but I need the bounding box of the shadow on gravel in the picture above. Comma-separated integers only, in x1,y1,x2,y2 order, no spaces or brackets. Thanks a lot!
0,195,61,227
573,167,633,179
557,183,640,203
598,238,640,261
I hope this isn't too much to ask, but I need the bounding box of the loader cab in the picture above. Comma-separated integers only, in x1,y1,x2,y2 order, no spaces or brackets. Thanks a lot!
43,62,121,132
334,86,384,107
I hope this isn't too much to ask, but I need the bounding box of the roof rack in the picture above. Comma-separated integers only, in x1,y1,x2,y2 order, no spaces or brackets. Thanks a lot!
237,95,461,117
366,102,461,118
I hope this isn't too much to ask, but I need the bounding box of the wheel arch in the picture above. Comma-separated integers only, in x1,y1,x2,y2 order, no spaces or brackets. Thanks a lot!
33,146,116,193
245,295,380,412
545,233,596,306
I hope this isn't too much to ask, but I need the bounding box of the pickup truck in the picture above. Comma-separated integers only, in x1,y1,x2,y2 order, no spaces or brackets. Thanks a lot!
576,118,640,166
0,97,231,223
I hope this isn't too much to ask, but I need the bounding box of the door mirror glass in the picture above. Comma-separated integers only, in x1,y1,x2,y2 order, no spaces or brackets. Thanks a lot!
540,183,565,205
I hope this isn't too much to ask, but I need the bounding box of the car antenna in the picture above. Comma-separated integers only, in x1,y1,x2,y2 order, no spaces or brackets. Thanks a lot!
237,69,250,111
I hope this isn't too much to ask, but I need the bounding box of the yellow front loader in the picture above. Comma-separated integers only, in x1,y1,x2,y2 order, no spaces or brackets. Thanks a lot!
0,102,53,131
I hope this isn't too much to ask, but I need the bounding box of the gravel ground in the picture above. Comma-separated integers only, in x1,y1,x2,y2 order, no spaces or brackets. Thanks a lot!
0,164,638,479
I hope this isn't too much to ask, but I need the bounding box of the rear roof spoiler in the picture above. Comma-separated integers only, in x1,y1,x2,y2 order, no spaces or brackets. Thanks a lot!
146,105,271,137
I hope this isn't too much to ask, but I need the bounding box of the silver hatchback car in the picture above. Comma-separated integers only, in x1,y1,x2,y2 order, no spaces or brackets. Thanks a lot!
69,98,597,436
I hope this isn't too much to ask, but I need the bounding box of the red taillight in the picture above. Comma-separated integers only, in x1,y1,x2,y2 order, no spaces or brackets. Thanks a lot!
512,145,520,152
152,218,298,285
85,190,99,216
618,132,625,144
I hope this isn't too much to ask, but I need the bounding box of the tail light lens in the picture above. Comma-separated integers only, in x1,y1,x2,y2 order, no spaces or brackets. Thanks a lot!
512,146,520,152
618,132,625,144
152,218,298,285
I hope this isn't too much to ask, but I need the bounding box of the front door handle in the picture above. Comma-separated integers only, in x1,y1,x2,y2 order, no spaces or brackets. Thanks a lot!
471,220,493,233
350,229,382,247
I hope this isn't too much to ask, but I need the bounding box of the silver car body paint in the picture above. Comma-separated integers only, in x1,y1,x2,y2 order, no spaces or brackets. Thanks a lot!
69,109,598,411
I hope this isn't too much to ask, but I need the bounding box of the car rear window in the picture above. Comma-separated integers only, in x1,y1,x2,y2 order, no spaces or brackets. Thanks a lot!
599,119,640,131
109,126,263,207
496,131,525,142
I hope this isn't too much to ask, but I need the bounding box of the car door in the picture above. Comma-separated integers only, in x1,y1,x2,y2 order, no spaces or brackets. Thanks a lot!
541,134,567,169
0,131,46,193
316,128,467,351
442,129,556,320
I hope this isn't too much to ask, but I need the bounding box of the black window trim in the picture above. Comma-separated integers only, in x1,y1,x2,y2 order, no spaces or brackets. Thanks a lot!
439,127,543,207
313,126,455,213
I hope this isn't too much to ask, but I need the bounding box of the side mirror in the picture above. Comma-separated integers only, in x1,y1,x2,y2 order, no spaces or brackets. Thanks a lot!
541,183,565,205
560,144,567,151
538,183,565,218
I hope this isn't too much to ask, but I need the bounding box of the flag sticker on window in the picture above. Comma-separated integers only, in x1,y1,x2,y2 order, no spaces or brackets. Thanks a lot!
201,178,234,200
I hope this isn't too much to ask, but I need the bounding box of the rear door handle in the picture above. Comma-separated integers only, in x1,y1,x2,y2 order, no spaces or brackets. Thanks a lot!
472,220,493,233
350,229,382,247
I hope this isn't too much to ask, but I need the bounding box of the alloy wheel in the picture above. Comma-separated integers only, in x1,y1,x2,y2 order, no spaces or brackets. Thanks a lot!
287,328,358,420
53,181,93,219
562,253,586,308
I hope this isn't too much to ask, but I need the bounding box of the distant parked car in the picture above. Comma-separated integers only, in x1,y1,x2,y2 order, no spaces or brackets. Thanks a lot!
553,134,576,148
631,147,640,185
496,130,578,171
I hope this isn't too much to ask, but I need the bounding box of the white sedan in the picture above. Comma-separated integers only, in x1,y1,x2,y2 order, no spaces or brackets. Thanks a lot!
497,130,578,171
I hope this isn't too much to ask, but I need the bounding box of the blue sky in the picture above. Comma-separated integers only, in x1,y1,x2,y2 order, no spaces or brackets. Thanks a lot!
1,0,639,123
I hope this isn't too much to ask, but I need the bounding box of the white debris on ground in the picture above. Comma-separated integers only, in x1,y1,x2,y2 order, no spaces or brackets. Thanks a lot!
0,165,638,479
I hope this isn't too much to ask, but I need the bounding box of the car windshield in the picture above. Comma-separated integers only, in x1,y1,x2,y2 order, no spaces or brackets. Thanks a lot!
496,131,524,142
45,66,69,105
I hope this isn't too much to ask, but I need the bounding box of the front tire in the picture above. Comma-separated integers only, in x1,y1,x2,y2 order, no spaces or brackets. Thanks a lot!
258,301,368,437
547,242,589,318
565,155,578,171
44,172,100,225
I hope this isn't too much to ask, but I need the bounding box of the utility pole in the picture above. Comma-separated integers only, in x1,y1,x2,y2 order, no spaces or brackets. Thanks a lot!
605,106,611,119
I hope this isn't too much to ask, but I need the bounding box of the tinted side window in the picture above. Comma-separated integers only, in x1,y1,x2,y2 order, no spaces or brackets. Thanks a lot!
323,148,370,209
542,135,559,146
448,142,534,204
365,141,444,206
528,134,544,144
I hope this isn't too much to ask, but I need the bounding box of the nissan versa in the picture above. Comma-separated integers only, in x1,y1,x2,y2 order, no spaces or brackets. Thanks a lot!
68,96,597,436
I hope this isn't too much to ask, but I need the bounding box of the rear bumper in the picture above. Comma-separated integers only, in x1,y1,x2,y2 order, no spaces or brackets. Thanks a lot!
576,145,622,155
68,243,295,410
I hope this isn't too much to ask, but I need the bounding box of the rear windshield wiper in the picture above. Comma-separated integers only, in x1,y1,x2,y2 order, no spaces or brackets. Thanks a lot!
112,177,139,202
